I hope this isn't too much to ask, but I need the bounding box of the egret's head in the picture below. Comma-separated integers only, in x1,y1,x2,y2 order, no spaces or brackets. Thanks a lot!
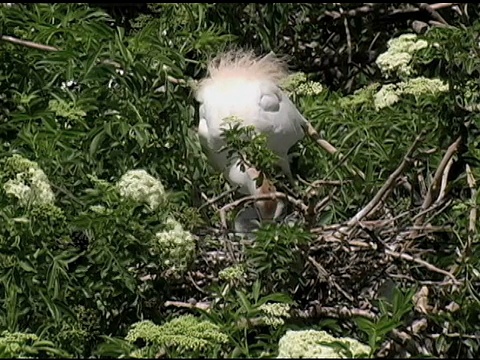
195,49,289,103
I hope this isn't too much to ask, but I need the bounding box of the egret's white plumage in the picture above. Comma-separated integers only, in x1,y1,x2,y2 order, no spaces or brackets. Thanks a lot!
196,50,310,221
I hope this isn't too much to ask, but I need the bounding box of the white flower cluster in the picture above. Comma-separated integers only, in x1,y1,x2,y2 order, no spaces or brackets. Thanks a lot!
48,99,87,121
374,77,449,110
376,33,428,78
280,72,324,97
374,84,400,110
117,169,166,210
89,204,110,215
277,329,371,359
3,154,55,207
152,218,196,273
296,81,324,96
259,303,291,328
218,264,245,282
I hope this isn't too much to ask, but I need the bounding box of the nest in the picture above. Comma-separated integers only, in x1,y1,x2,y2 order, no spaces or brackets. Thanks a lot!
159,131,477,358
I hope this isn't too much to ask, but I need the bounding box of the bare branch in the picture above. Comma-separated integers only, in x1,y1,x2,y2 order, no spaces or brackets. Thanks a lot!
198,185,240,211
1,35,59,51
295,304,377,320
412,136,462,234
219,191,309,228
384,248,460,284
466,164,477,241
164,300,211,311
419,3,450,25
329,132,425,240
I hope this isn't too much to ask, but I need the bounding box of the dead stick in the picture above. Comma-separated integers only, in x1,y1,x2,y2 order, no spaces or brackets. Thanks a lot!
1,35,59,51
466,164,477,241
1,35,187,85
385,248,460,284
219,191,308,228
295,305,376,320
164,300,211,311
420,3,450,25
303,121,366,179
413,136,462,231
449,164,478,277
331,132,424,239
198,186,239,211
436,156,455,204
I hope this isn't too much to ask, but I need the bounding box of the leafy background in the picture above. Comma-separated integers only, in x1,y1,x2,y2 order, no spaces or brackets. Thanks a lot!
0,2,479,358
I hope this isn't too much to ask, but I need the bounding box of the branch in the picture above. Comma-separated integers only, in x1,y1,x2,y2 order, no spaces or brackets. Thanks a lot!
1,35,188,85
198,185,239,211
413,136,462,231
324,4,384,19
384,248,460,284
304,121,366,180
219,191,309,228
295,304,376,320
331,132,424,239
308,256,353,301
419,3,450,25
436,155,455,204
1,35,59,51
466,164,477,243
324,3,458,21
164,300,211,311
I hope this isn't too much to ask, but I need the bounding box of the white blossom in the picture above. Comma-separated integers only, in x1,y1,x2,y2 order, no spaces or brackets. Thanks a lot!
3,154,55,206
259,303,291,328
277,329,370,359
152,218,196,273
374,77,448,110
376,33,429,79
401,76,449,98
117,169,166,210
374,83,401,110
280,72,324,97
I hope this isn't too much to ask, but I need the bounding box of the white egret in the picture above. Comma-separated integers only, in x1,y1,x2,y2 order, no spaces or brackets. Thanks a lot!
195,49,357,223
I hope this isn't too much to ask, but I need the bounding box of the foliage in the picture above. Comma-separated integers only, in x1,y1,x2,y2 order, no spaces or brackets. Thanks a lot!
0,2,479,359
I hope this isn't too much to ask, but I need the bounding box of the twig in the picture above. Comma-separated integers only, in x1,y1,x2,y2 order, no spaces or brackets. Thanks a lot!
411,198,451,223
0,35,59,51
187,271,207,294
429,332,480,340
1,35,187,85
412,136,462,234
324,4,383,19
388,273,461,286
164,300,211,310
324,3,458,20
198,186,239,211
314,193,334,215
304,179,349,195
295,304,376,320
303,121,366,179
449,164,479,278
219,192,308,229
332,132,424,239
308,256,354,301
419,3,450,25
384,248,460,284
389,3,458,17
436,156,455,204
347,132,424,226
466,164,477,244
340,7,353,64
